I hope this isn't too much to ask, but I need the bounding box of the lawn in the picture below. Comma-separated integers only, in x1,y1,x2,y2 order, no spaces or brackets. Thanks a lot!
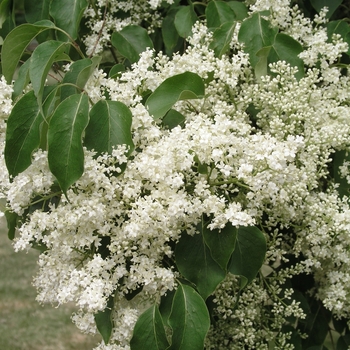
0,216,101,350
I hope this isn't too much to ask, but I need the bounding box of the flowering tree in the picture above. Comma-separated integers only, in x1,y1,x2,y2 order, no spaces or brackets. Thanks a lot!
1,0,350,348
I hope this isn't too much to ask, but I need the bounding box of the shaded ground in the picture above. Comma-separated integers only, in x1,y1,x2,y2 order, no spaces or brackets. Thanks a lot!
0,216,101,350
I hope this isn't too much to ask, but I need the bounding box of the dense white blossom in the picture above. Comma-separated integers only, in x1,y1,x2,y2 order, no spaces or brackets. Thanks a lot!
1,0,350,348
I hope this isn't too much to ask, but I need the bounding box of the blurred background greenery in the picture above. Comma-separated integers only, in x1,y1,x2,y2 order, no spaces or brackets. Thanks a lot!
0,216,101,350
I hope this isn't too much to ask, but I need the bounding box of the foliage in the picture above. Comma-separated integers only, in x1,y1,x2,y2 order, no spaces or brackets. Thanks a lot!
0,0,350,349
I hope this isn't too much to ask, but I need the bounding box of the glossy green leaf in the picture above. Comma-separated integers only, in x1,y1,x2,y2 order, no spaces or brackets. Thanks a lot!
94,294,114,345
0,0,10,29
130,304,170,350
209,22,236,57
61,56,101,100
5,210,18,240
238,12,278,67
206,1,236,29
48,94,89,194
85,100,134,156
227,1,248,20
228,226,266,287
29,40,70,104
111,25,154,64
1,21,56,83
202,222,237,271
49,0,88,40
162,109,186,129
12,59,31,98
268,33,304,79
175,230,226,300
24,0,50,23
167,284,210,350
145,71,204,119
310,0,342,18
174,6,197,38
5,91,44,177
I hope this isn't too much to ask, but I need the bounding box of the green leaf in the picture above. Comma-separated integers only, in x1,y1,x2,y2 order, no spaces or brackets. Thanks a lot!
202,222,237,271
1,21,56,83
175,230,226,300
5,91,44,177
254,46,271,81
5,210,18,240
12,59,31,98
238,12,278,67
94,294,114,345
85,100,134,156
327,20,350,55
0,0,11,29
49,0,88,40
24,0,50,23
130,304,170,350
268,33,304,79
206,1,236,29
227,1,248,21
162,10,182,54
29,40,70,104
145,71,204,120
310,0,342,18
337,335,350,350
48,94,89,194
61,56,101,100
228,226,266,287
162,109,186,129
167,284,210,350
209,22,236,57
174,6,197,38
159,290,176,326
108,64,126,79
111,25,154,64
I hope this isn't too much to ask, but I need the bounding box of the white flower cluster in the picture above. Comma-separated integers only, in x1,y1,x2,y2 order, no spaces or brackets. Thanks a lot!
2,1,350,348
83,0,173,56
0,76,13,202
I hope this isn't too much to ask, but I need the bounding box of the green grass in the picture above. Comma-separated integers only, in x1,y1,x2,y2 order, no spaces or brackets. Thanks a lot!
0,216,101,350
